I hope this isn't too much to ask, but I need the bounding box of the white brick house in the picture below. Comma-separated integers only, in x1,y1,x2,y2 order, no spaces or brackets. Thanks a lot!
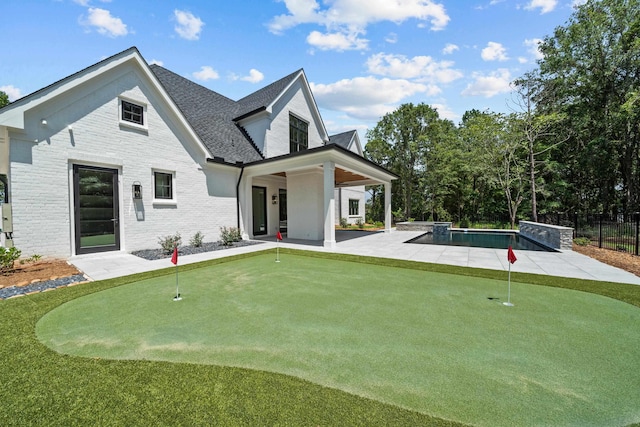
0,47,395,258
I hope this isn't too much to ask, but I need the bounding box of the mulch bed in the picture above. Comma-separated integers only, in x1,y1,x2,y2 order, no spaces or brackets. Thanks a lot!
131,240,263,260
572,244,640,277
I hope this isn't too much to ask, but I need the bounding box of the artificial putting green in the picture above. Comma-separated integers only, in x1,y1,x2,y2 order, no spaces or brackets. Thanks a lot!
36,252,640,426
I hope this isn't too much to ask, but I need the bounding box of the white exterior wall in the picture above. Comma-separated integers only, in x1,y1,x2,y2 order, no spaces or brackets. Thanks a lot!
286,169,323,240
8,65,237,257
250,175,286,237
335,186,366,225
263,80,325,158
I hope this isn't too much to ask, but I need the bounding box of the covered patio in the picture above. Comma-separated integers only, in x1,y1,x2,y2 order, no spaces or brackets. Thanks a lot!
237,144,397,248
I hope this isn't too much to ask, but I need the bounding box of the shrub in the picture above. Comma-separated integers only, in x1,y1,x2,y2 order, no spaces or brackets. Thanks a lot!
459,217,470,228
190,231,204,247
374,221,384,228
340,217,348,228
158,232,182,254
0,247,21,273
220,226,242,246
573,237,591,246
355,217,364,228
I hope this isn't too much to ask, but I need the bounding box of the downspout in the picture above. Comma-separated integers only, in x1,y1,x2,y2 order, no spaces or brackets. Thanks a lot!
236,163,245,230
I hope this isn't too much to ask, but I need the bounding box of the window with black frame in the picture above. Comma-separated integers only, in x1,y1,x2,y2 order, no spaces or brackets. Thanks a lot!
289,114,308,153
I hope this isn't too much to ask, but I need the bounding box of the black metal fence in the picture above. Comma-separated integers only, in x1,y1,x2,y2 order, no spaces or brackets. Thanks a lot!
538,212,640,256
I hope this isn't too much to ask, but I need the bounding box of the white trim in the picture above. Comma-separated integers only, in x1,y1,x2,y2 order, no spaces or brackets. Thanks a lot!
151,168,177,205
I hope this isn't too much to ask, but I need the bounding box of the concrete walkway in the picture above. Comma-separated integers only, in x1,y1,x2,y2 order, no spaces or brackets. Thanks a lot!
70,229,640,285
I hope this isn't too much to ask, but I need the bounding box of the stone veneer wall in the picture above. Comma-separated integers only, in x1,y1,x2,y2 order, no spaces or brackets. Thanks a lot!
519,220,573,250
396,221,453,232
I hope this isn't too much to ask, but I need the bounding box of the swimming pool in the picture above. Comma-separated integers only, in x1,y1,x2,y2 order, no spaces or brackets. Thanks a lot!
407,230,556,252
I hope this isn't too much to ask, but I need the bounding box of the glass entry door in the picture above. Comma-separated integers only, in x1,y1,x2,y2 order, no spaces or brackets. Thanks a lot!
73,165,120,254
252,186,267,236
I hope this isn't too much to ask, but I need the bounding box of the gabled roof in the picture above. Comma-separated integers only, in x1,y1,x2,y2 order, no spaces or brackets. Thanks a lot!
235,69,302,118
328,130,363,156
150,65,263,163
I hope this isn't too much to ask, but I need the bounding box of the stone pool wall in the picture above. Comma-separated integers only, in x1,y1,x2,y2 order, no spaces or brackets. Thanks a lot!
396,221,452,232
519,220,573,250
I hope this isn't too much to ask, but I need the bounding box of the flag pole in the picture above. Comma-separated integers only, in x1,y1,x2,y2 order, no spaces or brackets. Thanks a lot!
172,245,181,301
504,262,513,306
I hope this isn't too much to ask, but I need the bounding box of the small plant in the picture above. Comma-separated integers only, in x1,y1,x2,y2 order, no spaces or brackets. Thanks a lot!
573,237,591,246
374,221,384,228
19,254,42,265
190,231,204,247
340,217,348,228
355,217,364,229
0,247,22,273
459,217,470,228
220,226,242,246
158,232,182,254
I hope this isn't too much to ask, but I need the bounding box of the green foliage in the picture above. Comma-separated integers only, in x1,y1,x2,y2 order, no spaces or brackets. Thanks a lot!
339,217,348,228
0,91,9,108
355,217,364,228
459,217,470,228
219,226,241,246
158,232,181,254
19,254,42,265
0,247,21,272
573,237,591,246
189,231,204,247
374,221,384,228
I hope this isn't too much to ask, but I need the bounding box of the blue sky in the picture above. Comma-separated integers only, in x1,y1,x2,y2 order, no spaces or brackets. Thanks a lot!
1,0,584,142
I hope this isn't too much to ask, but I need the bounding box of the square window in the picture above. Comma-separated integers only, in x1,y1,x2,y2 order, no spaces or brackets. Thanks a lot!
349,199,359,216
121,100,144,126
154,172,173,200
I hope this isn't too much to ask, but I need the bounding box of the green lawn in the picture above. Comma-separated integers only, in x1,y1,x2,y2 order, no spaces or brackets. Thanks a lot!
30,251,640,426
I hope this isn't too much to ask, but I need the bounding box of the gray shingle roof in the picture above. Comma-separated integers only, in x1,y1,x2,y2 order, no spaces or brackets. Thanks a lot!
150,64,264,163
235,69,303,118
328,130,356,149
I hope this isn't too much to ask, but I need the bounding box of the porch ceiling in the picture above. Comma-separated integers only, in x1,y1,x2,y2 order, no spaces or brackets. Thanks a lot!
272,167,369,186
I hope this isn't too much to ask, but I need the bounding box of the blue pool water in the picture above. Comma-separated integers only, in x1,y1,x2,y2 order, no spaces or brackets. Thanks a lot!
407,230,555,252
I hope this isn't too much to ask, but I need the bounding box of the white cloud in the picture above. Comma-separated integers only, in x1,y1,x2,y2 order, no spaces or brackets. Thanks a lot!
311,76,429,120
524,0,557,14
240,69,265,83
174,10,204,40
385,32,398,44
524,38,543,60
269,0,449,51
0,85,23,101
81,8,128,37
572,0,587,6
193,66,219,81
149,59,164,66
430,103,458,121
307,30,368,51
442,43,459,55
461,68,512,98
481,41,508,61
366,52,462,86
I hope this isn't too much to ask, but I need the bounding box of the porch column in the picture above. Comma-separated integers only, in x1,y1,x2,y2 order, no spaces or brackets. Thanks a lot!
323,161,336,249
240,177,252,239
384,182,392,233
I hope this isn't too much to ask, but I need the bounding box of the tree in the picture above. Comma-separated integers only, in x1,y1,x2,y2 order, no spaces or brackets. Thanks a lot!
511,72,569,221
536,0,640,213
366,103,448,221
0,91,9,108
364,139,393,222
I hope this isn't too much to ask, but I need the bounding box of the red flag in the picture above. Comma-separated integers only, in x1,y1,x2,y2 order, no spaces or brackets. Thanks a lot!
171,246,178,265
507,245,517,264
276,231,283,241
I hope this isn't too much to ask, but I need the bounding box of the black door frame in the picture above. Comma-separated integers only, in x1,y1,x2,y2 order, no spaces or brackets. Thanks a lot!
73,164,120,254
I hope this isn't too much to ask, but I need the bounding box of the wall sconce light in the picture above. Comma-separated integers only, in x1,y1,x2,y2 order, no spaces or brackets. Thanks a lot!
272,194,278,204
40,119,47,126
132,181,143,200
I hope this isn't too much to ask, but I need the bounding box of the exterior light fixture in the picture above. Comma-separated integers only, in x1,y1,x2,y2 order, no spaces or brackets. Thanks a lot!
132,181,143,200
272,194,278,204
40,119,47,126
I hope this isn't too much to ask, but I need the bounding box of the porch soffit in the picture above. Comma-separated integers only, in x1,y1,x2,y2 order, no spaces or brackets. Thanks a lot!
271,168,369,186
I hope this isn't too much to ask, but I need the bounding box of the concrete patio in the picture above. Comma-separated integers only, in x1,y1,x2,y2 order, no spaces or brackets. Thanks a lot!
69,229,640,285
